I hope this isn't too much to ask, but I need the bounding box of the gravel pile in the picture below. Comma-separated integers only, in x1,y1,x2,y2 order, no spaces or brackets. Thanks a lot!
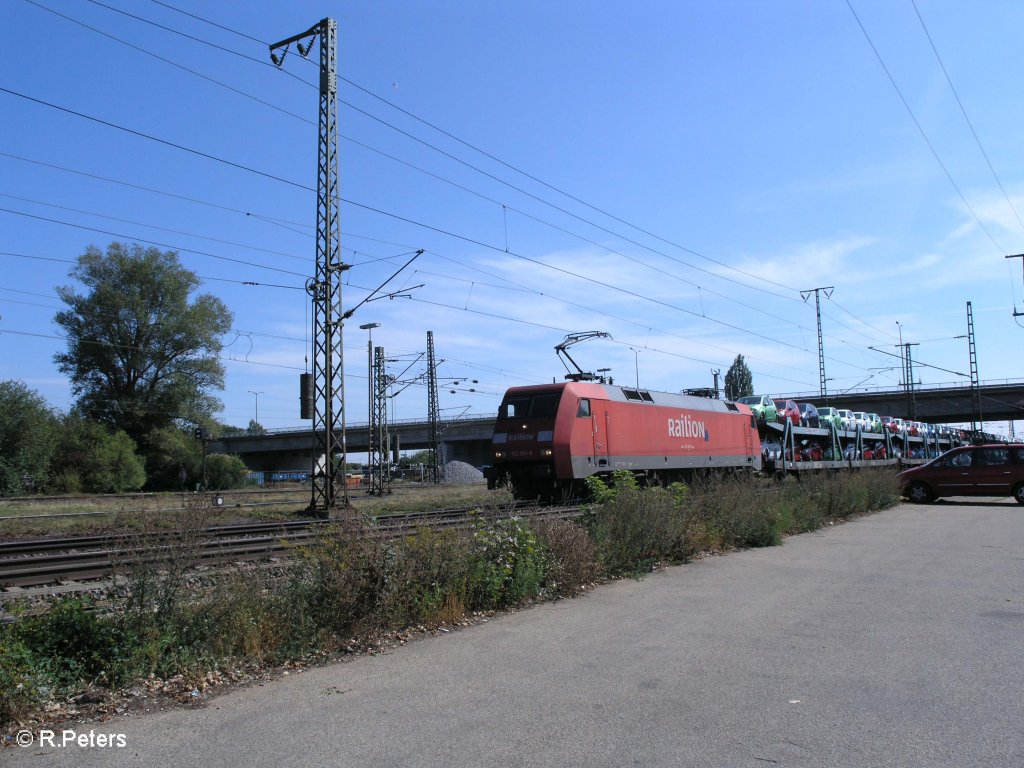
443,460,484,484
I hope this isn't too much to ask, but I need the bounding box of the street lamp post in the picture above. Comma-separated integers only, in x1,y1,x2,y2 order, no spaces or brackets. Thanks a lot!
248,390,264,427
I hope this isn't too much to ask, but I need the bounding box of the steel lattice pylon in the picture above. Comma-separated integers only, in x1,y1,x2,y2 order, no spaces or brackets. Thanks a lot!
800,286,833,403
369,345,391,495
427,331,440,484
967,301,982,431
271,18,346,514
902,342,918,420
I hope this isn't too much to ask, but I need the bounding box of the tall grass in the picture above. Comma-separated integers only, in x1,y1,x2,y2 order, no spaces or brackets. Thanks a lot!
0,470,900,726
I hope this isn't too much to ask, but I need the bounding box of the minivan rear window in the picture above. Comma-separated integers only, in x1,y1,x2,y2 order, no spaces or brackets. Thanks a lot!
978,448,1009,466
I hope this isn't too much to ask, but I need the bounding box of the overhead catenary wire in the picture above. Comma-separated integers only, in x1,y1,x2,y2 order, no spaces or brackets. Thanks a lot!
17,0,864,377
0,87,811,354
844,0,1006,255
0,147,892,397
0,208,308,278
59,0,804,309
910,0,1024,234
0,86,311,193
4,3,978,403
136,0,801,296
0,251,812,394
0,151,314,233
17,0,806,316
0,192,310,264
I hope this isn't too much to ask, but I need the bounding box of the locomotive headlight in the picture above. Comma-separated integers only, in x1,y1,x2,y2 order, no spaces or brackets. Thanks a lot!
542,448,553,457
494,451,504,459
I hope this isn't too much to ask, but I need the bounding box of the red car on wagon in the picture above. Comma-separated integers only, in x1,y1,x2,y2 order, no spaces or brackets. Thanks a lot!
773,399,801,427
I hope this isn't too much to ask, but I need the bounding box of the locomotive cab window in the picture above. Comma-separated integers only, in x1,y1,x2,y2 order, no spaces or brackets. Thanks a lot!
529,393,561,417
502,397,531,419
500,392,562,420
577,399,591,418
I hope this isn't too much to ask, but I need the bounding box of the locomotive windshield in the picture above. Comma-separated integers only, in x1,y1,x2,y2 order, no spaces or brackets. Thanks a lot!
500,392,562,419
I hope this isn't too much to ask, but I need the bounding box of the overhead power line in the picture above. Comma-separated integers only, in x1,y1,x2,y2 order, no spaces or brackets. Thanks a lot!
0,86,311,192
844,0,1005,254
910,0,1024,234
0,192,309,263
0,150,314,233
0,208,307,277
107,0,801,298
10,6,892,382
0,86,806,352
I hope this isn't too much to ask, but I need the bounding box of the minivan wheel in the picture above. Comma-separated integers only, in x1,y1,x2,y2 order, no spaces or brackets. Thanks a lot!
907,482,933,504
1014,483,1024,506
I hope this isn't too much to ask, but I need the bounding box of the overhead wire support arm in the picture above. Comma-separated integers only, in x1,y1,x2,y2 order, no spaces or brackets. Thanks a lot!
1006,253,1024,318
268,24,321,67
342,249,424,320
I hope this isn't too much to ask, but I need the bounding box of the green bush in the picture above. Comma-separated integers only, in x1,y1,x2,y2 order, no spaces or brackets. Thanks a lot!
0,626,50,724
0,380,60,495
52,416,146,494
13,598,121,688
467,516,546,609
205,453,249,490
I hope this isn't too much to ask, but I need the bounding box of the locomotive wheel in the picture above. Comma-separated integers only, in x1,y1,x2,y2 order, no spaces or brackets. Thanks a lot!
906,482,933,504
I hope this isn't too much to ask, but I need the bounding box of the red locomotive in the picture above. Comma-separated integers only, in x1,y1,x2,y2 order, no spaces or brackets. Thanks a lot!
486,381,762,499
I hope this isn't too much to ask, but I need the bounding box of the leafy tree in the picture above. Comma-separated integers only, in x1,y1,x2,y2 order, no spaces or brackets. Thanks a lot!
245,419,266,436
53,243,233,445
724,354,753,401
0,381,60,495
401,449,435,466
140,425,200,491
52,414,146,494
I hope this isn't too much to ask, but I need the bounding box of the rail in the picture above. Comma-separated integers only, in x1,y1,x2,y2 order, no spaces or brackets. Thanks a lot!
0,504,580,590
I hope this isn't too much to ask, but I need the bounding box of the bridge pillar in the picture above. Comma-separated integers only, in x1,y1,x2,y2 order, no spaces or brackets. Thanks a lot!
446,440,491,468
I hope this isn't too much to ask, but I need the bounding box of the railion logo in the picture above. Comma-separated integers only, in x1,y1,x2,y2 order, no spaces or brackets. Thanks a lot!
667,414,709,441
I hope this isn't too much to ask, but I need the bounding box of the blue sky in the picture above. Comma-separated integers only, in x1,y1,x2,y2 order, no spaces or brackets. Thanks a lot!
2,0,1022,437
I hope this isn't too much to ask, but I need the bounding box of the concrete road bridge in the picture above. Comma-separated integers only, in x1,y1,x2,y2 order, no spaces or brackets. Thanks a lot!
210,415,497,473
212,380,1024,473
777,379,1024,424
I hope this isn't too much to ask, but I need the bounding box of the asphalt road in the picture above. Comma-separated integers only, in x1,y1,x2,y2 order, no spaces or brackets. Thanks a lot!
7,500,1023,767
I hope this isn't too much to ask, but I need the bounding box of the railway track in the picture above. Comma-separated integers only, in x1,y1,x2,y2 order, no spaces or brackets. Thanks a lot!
0,505,581,591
